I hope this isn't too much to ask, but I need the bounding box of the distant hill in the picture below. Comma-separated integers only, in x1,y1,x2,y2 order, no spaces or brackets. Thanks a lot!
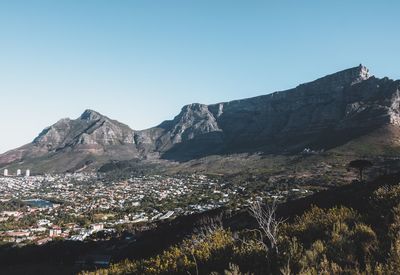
0,110,138,173
1,64,400,173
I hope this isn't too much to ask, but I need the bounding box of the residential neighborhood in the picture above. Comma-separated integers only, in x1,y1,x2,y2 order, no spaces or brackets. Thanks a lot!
0,172,313,246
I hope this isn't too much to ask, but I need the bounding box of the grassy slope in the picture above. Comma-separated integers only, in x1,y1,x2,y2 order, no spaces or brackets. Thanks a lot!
163,125,400,183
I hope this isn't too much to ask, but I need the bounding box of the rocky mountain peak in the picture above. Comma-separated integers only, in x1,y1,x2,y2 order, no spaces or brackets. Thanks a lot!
322,64,371,85
357,64,371,80
80,109,104,121
178,103,209,118
293,64,372,95
343,64,371,84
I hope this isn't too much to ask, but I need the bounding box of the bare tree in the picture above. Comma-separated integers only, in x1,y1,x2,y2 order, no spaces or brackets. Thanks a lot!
249,199,285,254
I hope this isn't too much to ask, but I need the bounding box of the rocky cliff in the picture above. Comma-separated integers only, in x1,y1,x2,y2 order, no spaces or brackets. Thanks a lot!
1,64,400,172
136,64,400,160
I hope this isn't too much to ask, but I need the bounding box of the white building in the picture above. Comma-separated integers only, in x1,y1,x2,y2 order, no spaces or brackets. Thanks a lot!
90,223,104,232
49,227,62,237
25,169,30,177
3,169,8,176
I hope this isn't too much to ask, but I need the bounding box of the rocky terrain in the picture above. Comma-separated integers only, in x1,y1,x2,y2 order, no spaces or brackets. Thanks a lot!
0,110,138,172
1,64,400,173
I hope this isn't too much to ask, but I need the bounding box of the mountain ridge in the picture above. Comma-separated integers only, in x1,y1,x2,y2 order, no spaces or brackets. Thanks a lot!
1,64,400,173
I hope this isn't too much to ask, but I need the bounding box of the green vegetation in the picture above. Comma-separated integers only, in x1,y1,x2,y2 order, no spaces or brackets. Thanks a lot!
81,177,400,274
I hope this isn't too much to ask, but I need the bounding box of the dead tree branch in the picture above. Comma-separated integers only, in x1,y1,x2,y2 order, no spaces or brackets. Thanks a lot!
249,199,286,254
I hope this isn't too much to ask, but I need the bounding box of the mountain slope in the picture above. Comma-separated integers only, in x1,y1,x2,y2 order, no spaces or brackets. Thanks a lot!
1,64,400,173
136,64,400,160
0,110,138,172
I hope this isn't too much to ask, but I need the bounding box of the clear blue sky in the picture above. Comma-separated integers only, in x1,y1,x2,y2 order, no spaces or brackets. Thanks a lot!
1,0,400,153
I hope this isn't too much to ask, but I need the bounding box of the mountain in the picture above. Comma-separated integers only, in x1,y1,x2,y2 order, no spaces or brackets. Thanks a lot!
136,64,400,159
1,64,400,173
0,110,138,172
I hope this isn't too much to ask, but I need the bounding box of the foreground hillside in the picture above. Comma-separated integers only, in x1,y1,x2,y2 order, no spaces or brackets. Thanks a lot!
80,173,400,274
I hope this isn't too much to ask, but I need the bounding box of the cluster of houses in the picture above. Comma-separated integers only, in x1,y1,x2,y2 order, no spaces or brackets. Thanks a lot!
0,171,315,247
0,172,236,246
0,208,107,245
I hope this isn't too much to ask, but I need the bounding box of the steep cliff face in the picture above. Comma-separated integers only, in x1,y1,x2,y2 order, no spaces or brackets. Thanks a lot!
207,65,397,152
134,103,224,159
135,65,400,160
1,65,400,172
